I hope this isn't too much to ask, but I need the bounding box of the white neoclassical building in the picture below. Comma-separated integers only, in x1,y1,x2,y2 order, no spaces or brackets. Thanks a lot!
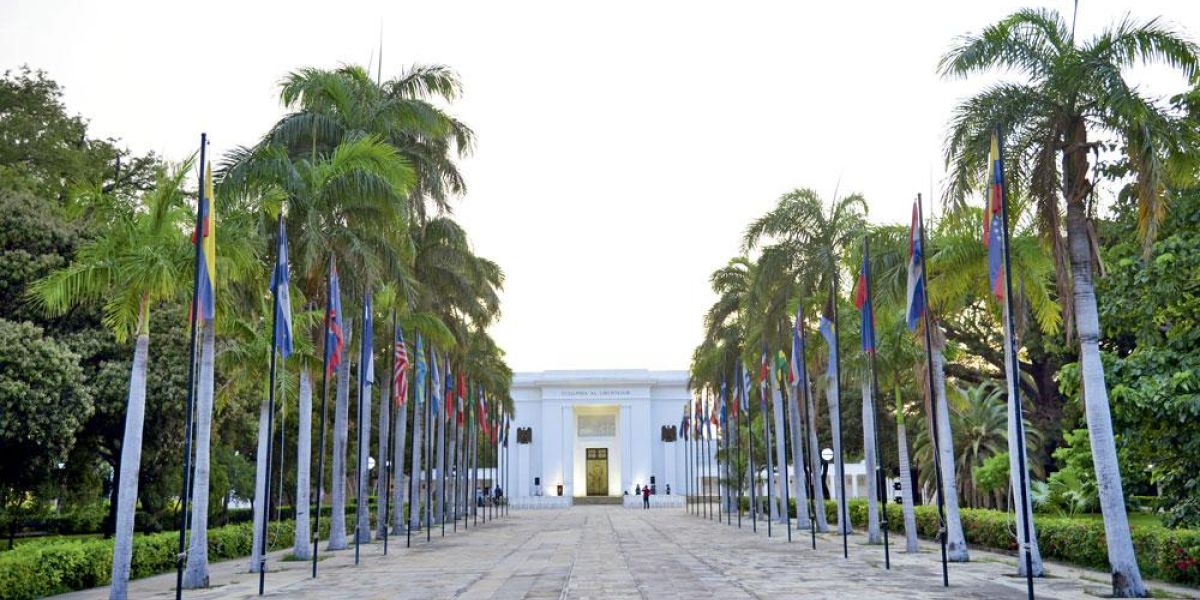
504,369,701,501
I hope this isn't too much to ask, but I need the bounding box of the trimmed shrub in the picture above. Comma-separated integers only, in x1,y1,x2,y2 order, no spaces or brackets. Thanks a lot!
822,499,1200,586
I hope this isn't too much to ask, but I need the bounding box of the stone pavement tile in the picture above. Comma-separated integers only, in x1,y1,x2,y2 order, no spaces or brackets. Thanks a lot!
51,506,1200,599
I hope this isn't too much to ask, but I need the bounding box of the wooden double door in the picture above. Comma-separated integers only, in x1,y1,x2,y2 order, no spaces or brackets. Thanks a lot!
585,448,608,496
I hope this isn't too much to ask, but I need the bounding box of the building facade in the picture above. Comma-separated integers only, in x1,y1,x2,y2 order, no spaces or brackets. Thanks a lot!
505,369,704,499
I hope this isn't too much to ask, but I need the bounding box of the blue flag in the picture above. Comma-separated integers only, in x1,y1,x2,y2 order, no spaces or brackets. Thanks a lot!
819,298,838,381
430,351,440,416
325,262,344,377
906,201,926,331
359,291,373,390
414,335,427,406
269,216,293,357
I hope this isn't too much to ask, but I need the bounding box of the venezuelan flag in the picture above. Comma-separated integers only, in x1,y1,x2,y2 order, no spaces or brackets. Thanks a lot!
985,134,1006,300
194,163,217,324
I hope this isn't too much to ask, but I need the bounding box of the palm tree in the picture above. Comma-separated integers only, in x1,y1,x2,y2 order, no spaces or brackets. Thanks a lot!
940,10,1199,594
31,159,195,600
259,64,473,223
744,188,867,536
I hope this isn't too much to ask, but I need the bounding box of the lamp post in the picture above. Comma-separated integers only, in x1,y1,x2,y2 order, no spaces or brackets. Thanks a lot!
820,447,834,502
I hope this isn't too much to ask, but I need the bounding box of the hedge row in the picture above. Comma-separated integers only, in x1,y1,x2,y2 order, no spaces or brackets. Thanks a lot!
0,516,329,600
812,499,1200,586
721,496,1199,585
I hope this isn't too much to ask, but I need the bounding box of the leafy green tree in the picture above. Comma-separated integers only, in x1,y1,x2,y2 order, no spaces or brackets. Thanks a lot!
1062,189,1200,527
0,67,157,201
0,319,91,537
941,9,1199,594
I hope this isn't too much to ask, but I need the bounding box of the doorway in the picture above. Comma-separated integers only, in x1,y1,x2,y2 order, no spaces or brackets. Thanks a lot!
585,448,609,496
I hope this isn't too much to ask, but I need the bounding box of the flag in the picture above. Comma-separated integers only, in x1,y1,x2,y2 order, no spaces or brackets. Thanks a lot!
905,201,926,331
985,133,1006,300
502,415,509,447
360,292,374,388
456,373,466,426
430,352,440,416
741,363,752,415
392,325,409,407
791,306,804,385
819,298,837,380
324,262,344,377
192,163,217,324
269,215,293,357
731,364,741,418
694,397,703,438
414,335,426,406
478,391,490,438
759,343,770,395
444,365,455,418
681,405,690,441
855,248,876,353
719,378,728,429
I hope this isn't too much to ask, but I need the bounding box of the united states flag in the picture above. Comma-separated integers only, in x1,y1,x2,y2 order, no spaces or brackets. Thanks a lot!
392,325,409,407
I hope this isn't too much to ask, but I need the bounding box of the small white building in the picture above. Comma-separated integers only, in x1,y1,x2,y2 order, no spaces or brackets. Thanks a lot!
505,369,701,499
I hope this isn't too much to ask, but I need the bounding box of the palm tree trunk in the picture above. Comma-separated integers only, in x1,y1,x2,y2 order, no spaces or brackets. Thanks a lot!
932,339,969,561
1003,304,1044,576
354,377,373,543
787,383,810,528
827,375,849,534
804,377,829,532
248,393,269,572
108,333,149,600
895,388,919,553
183,324,215,588
1066,198,1146,596
769,378,788,523
435,408,446,521
293,367,313,560
392,401,408,533
376,378,390,539
328,319,351,550
408,397,425,530
862,380,881,544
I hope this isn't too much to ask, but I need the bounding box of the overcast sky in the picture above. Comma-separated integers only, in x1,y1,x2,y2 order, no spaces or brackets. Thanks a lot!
3,0,1196,372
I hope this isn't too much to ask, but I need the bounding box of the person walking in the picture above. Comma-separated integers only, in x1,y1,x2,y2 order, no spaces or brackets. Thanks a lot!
642,484,651,509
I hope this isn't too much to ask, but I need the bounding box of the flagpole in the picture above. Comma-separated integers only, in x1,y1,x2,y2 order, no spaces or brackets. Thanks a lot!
700,391,710,518
797,304,818,550
382,313,396,556
735,369,743,529
863,236,891,569
256,213,285,594
174,133,207,600
759,350,774,538
746,363,758,533
831,271,849,558
997,128,1037,600
440,371,448,537
777,370,792,542
451,385,460,533
472,401,479,526
917,193,951,587
405,336,419,550
354,291,366,566
426,354,434,542
312,256,334,577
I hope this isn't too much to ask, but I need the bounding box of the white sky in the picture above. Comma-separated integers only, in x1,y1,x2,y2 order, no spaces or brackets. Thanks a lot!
3,0,1196,372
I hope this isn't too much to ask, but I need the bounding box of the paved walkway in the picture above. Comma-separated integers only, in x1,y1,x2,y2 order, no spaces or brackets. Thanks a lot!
56,507,1199,599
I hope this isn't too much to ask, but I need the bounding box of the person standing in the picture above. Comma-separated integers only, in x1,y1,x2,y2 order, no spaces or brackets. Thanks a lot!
642,484,651,509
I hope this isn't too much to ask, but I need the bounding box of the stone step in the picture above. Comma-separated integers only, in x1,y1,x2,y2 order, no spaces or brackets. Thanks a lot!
573,496,623,505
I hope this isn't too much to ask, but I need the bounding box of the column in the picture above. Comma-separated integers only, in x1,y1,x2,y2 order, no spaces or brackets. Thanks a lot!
620,404,632,495
562,406,573,497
